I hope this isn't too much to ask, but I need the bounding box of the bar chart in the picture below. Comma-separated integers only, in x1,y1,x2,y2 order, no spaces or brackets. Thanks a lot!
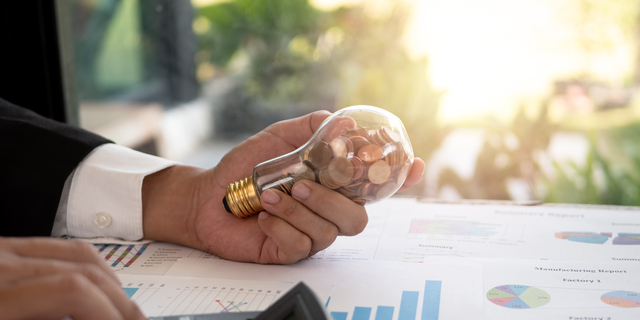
93,242,194,274
409,219,501,237
329,280,442,320
96,243,150,268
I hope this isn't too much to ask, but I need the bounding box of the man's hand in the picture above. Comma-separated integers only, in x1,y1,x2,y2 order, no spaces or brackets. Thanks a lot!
0,237,145,320
142,111,425,264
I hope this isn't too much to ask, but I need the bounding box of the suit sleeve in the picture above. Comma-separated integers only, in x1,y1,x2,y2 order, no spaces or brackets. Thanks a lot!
0,97,111,236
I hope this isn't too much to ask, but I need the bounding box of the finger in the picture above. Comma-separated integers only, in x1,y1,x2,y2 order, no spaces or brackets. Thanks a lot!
260,189,339,255
256,211,312,264
289,180,368,236
264,110,332,148
2,237,119,283
397,157,425,192
218,111,333,176
0,273,123,320
0,257,145,320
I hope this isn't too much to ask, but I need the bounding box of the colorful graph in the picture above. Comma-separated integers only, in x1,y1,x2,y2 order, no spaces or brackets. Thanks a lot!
410,219,501,237
216,300,249,313
119,277,291,316
601,291,640,308
613,233,640,245
554,232,611,244
329,280,441,320
95,243,150,268
486,285,550,309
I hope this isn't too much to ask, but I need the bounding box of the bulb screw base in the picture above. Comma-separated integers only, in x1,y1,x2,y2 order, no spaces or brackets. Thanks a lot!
224,176,264,218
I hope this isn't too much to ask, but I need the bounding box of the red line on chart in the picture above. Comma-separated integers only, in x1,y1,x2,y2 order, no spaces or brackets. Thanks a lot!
216,300,247,313
216,300,229,312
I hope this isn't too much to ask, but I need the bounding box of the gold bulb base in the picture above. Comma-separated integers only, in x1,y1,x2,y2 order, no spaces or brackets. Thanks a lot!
225,176,264,218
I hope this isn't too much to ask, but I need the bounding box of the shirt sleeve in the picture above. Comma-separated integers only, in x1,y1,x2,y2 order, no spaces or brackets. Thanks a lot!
51,144,178,240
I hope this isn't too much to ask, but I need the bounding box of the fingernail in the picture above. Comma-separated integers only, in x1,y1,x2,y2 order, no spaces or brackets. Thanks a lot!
259,211,270,220
262,189,280,204
292,182,311,200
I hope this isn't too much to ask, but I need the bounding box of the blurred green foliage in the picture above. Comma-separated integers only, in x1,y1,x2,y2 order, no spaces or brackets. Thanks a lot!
195,0,640,204
196,0,447,193
544,125,640,205
438,103,557,200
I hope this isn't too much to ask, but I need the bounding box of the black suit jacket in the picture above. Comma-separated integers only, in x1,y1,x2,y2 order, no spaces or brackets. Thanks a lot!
0,98,111,236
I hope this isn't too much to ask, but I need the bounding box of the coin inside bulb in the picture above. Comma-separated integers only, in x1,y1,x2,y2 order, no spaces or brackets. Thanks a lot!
357,144,383,163
368,160,391,184
329,136,353,158
308,141,332,169
328,157,355,185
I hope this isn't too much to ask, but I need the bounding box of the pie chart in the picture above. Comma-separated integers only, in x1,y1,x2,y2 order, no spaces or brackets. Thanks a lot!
612,233,640,245
487,285,551,309
601,291,640,308
554,232,611,244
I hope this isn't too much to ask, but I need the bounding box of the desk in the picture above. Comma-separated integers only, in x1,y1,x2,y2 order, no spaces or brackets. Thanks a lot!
92,198,640,319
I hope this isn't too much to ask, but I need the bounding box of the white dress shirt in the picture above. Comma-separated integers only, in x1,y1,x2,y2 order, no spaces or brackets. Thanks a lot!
51,144,178,240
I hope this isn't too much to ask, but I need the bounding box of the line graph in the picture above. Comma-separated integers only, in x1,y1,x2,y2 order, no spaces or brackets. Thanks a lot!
216,300,249,313
118,276,293,316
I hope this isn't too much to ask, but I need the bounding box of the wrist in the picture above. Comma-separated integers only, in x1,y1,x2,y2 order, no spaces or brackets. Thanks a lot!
141,164,207,249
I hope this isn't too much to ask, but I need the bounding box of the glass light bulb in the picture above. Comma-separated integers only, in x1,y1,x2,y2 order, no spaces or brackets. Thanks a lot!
223,105,415,218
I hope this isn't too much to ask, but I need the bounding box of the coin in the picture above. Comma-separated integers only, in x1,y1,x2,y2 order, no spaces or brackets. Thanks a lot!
358,144,383,163
368,160,391,184
355,126,369,138
294,165,316,183
273,175,295,195
380,127,401,143
303,159,317,171
318,169,340,189
383,141,404,170
308,141,333,169
328,156,355,185
352,197,367,206
323,116,357,141
350,156,366,181
368,129,386,146
349,136,370,152
329,136,353,158
336,187,357,199
357,182,376,197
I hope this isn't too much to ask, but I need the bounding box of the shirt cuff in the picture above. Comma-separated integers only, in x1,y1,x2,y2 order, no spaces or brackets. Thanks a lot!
53,144,178,240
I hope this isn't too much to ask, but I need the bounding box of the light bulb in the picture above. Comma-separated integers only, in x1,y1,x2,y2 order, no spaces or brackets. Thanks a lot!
223,105,415,218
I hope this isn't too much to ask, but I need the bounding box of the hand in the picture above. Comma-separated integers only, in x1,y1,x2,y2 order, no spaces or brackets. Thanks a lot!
0,237,145,320
142,111,425,264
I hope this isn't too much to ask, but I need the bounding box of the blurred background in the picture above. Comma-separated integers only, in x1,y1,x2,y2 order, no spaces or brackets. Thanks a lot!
68,0,640,205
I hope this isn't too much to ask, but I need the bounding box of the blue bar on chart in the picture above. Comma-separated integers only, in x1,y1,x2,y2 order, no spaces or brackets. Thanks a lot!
353,307,372,320
329,280,442,320
331,312,348,320
421,281,441,320
123,288,138,298
399,291,419,320
375,306,394,320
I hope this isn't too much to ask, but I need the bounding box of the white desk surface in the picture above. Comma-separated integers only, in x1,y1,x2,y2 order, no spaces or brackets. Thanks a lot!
91,197,640,319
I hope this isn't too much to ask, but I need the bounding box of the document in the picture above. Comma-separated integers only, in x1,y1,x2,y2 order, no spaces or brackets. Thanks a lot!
91,198,640,319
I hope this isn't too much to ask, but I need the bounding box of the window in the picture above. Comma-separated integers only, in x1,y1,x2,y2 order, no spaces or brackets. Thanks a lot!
60,0,640,205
